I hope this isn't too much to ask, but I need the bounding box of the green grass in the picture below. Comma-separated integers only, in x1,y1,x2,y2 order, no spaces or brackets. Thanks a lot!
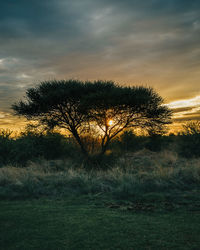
0,198,200,250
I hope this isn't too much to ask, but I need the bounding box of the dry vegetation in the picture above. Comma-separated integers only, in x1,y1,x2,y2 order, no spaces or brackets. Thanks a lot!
1,150,200,207
1,121,200,210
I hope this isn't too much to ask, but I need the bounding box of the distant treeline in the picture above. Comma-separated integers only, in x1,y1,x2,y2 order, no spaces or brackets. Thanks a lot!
0,121,200,167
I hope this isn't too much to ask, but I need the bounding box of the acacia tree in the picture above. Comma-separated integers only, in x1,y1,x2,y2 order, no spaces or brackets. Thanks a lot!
12,80,171,158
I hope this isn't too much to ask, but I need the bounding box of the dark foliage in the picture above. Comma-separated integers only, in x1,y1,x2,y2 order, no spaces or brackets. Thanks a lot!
0,130,13,165
178,121,200,158
145,135,173,152
0,125,200,168
111,130,146,153
0,129,77,167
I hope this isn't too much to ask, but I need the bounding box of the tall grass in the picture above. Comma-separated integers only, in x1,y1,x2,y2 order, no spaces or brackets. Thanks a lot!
0,150,199,201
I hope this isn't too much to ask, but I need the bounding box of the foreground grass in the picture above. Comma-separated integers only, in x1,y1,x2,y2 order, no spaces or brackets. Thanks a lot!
0,198,200,250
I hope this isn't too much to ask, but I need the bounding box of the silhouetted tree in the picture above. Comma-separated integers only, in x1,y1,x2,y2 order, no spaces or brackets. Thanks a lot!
12,80,171,158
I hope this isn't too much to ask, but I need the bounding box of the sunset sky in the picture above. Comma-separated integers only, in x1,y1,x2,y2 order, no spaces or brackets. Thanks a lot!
0,0,200,131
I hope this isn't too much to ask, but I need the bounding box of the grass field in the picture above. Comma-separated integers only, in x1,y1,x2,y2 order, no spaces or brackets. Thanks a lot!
0,150,200,249
1,198,200,250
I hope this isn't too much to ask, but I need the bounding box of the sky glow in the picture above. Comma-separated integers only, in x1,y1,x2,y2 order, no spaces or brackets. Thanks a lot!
0,0,200,130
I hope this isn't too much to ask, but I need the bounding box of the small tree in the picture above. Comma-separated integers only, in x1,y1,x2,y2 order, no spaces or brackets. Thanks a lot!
12,80,171,158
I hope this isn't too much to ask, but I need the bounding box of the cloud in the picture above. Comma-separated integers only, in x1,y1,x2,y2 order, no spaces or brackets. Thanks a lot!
168,96,200,109
171,107,194,113
0,0,200,128
167,96,200,122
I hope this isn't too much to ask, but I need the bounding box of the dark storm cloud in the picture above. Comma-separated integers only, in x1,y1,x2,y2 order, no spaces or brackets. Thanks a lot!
0,1,87,58
0,0,200,128
0,0,81,38
1,0,200,60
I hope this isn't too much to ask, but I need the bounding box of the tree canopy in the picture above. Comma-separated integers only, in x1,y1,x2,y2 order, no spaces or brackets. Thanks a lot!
12,80,172,157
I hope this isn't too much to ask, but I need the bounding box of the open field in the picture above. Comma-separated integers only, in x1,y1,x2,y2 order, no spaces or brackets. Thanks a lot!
1,198,200,250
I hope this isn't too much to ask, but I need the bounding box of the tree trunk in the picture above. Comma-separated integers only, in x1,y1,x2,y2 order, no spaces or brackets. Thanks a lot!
71,129,89,159
100,137,110,156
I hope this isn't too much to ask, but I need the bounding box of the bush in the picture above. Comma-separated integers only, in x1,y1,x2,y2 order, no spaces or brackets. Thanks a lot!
0,129,13,166
0,128,78,167
111,131,146,153
178,121,200,158
145,135,172,152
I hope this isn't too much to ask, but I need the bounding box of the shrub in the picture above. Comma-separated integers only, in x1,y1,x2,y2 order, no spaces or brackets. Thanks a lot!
0,129,13,166
178,121,200,158
111,130,146,153
0,127,79,167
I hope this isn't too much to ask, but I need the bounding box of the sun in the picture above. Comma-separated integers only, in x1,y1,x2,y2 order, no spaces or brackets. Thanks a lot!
108,119,113,126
